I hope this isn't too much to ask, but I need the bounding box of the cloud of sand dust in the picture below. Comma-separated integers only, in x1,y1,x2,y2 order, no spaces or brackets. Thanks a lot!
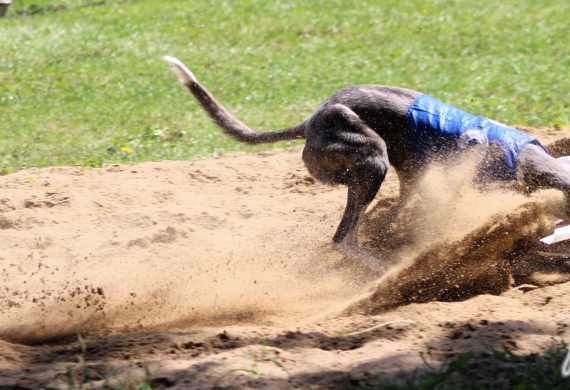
0,221,365,344
347,148,568,315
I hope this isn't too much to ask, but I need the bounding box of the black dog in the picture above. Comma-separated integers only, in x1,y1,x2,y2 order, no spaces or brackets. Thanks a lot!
164,56,570,272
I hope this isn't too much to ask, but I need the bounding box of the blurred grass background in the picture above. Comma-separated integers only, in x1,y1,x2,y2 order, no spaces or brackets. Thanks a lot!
1,0,569,171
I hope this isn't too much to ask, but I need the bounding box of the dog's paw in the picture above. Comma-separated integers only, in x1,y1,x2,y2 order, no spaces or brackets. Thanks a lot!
333,243,389,275
360,257,390,275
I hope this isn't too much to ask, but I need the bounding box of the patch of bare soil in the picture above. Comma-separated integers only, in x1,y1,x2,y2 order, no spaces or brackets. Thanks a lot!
1,128,570,389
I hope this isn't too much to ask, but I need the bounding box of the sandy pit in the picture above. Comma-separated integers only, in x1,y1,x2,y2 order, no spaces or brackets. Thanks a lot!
2,126,570,388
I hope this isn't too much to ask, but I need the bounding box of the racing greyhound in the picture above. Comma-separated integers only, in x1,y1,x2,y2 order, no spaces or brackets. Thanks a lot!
164,56,570,273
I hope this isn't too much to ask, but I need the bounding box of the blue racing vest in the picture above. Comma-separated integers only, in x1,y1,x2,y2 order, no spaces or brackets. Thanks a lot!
406,94,548,180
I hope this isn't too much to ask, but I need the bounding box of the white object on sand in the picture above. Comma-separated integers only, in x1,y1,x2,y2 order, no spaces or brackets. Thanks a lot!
540,224,570,245
557,156,570,172
558,156,570,163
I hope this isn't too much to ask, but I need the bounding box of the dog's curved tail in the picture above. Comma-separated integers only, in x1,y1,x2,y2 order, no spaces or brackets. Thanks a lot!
163,56,306,145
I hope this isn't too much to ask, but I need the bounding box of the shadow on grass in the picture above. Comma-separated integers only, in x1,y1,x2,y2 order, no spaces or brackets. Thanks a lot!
2,344,566,389
26,324,408,366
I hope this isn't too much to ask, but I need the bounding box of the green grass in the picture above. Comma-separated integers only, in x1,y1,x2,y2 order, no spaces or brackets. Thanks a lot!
1,0,570,171
374,343,570,390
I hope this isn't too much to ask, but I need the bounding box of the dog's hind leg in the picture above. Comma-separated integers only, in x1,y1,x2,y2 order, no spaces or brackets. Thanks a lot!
332,166,389,272
303,104,390,272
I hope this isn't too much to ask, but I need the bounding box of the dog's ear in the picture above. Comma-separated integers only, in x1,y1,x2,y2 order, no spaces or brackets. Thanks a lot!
545,138,570,158
163,56,198,85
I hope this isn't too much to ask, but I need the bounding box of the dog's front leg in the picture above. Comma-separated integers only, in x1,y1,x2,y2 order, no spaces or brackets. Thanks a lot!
517,143,570,213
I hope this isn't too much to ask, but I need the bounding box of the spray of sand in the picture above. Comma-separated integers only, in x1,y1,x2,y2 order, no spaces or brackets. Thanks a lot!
346,151,569,315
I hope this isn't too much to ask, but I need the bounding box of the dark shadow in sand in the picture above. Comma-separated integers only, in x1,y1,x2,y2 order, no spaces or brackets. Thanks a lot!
2,318,566,389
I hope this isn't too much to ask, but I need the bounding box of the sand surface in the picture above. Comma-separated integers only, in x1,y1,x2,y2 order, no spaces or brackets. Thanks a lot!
2,126,570,388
